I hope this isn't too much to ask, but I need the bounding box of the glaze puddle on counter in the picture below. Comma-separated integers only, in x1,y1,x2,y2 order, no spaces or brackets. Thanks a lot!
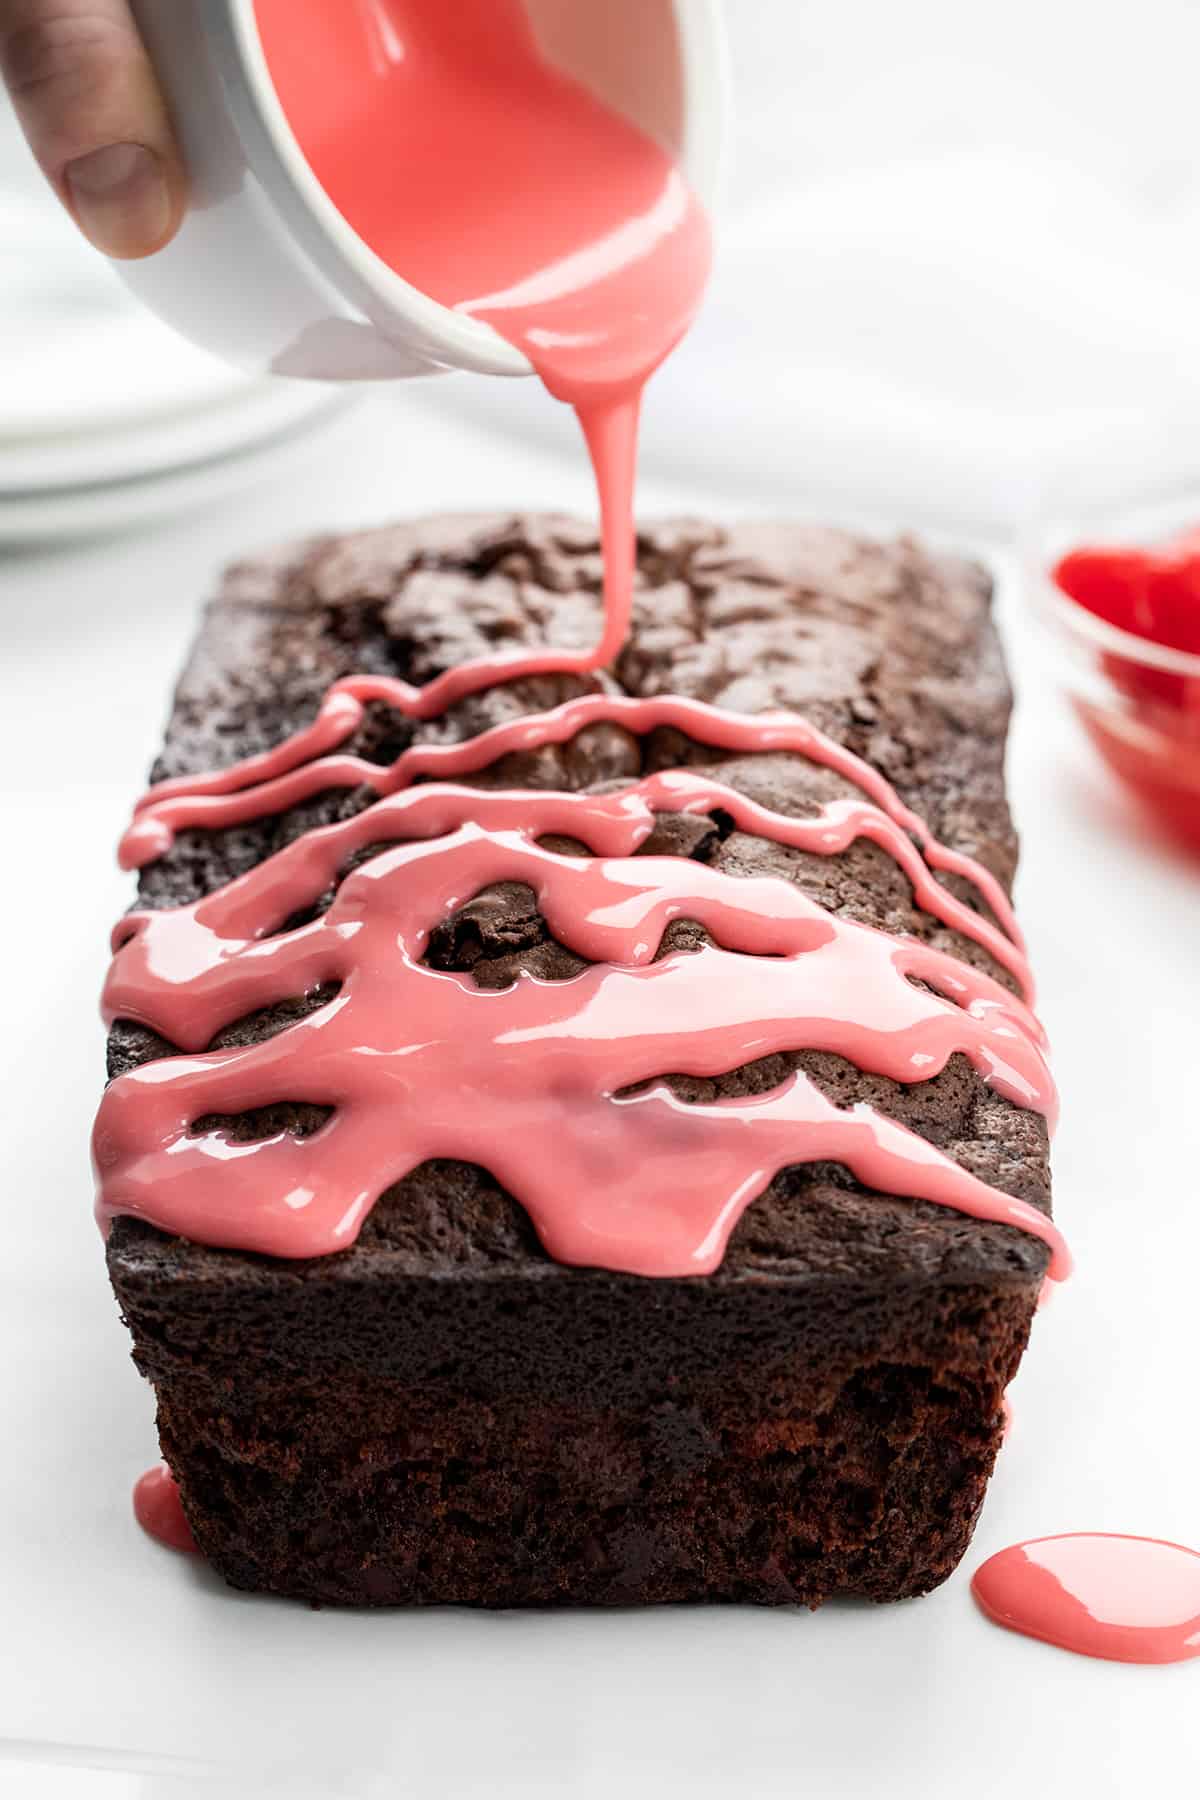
973,1534,1200,1665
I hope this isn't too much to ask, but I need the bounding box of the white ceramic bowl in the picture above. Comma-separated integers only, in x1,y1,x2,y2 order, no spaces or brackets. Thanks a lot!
122,0,727,382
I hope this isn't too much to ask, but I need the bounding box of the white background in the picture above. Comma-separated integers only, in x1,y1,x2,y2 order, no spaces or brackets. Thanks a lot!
3,0,1200,1793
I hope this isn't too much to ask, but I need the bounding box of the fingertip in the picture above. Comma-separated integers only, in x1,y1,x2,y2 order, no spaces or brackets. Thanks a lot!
64,139,182,258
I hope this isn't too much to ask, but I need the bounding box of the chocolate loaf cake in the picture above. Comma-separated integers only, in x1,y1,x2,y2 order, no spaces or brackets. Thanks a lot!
104,515,1053,1607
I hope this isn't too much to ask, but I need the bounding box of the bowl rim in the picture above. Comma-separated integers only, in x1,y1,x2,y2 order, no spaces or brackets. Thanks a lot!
211,0,728,380
1027,490,1200,679
1036,572,1200,678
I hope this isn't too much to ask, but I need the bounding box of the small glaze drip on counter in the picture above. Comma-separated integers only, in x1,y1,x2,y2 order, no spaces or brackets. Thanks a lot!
132,1463,198,1555
973,1535,1200,1665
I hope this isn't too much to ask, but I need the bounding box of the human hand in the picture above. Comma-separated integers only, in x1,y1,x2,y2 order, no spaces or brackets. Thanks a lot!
1,0,184,257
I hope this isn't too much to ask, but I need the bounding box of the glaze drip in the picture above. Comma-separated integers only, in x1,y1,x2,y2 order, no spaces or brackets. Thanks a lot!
132,1463,198,1555
973,1535,1200,1664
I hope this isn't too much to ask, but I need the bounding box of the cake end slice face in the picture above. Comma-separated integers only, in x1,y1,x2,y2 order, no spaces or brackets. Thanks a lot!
109,1187,1042,1606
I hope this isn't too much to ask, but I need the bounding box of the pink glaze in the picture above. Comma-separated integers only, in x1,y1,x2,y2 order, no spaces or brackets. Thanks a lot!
96,698,1064,1279
119,689,1031,992
132,1463,198,1554
253,0,710,699
973,1535,1200,1664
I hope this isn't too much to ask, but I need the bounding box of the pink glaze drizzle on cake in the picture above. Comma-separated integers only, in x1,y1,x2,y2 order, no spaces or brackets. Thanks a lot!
132,1463,197,1555
973,1535,1200,1664
95,690,1064,1280
118,688,1032,995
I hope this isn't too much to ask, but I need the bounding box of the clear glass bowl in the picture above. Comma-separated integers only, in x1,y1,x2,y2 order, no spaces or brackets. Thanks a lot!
1030,492,1200,854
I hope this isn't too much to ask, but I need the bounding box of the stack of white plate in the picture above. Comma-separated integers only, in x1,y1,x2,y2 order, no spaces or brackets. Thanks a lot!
0,121,349,545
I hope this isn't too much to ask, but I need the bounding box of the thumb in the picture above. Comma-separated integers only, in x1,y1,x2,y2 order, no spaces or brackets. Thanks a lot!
1,0,185,258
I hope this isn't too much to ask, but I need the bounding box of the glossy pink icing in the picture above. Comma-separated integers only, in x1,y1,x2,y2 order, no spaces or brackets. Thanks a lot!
118,686,1032,999
95,692,1064,1279
132,1463,197,1555
973,1535,1200,1664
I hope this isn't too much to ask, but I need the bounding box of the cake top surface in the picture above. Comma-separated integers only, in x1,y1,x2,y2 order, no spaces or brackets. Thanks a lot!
104,515,1053,1294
